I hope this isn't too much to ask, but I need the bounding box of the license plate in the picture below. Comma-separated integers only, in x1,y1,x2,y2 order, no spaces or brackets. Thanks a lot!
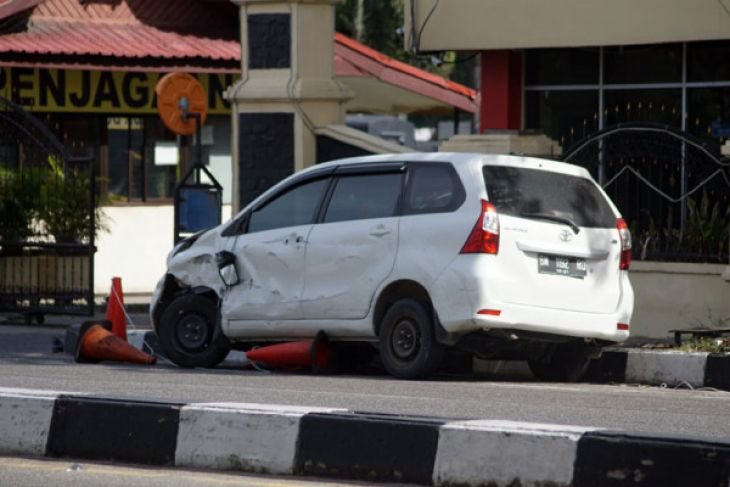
538,254,587,278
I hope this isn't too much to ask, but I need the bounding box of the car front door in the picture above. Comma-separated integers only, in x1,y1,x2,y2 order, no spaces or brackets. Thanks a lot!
222,177,330,324
300,165,404,320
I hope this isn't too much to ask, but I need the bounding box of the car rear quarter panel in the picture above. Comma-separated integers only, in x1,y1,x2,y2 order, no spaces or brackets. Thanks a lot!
393,159,486,331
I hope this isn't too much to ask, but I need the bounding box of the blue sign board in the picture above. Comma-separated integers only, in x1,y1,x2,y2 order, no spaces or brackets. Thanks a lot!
179,187,222,234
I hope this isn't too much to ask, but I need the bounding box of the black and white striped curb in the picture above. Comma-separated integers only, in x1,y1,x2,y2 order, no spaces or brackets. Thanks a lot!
586,349,730,390
2,387,730,486
126,330,730,391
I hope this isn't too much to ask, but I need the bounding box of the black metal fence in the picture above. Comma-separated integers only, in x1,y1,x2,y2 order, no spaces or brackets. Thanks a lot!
0,97,95,321
564,123,730,264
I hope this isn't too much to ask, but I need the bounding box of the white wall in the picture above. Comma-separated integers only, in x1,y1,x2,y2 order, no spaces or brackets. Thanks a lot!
94,205,233,296
630,262,730,339
405,0,730,50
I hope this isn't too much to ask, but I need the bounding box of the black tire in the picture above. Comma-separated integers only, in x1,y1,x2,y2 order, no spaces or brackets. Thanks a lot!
379,299,444,380
158,294,229,368
528,342,591,382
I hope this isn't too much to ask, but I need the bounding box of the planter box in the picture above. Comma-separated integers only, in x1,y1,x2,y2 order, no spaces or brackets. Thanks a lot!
0,252,89,293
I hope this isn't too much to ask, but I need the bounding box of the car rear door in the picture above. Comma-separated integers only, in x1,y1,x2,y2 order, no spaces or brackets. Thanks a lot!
300,164,405,320
483,164,623,313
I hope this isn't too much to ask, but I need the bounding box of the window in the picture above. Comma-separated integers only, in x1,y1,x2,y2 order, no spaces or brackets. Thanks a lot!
688,87,730,140
106,116,178,202
603,89,681,127
248,178,328,233
525,90,599,150
688,41,730,82
323,173,403,223
604,44,682,84
525,48,599,86
404,163,465,214
483,166,616,228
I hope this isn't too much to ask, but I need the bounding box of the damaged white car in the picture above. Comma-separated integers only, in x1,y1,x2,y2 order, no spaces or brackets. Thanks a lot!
150,152,634,380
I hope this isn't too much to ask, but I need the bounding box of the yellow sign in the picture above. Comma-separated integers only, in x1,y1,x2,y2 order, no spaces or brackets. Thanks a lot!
0,68,236,115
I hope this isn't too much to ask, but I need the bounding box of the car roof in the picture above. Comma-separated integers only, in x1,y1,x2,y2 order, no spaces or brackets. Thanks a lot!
235,152,595,220
311,152,592,179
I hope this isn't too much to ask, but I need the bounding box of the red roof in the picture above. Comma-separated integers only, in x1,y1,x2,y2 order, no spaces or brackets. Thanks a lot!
0,0,43,19
31,0,233,27
0,19,239,61
0,0,239,62
334,33,477,113
0,0,477,111
335,33,476,101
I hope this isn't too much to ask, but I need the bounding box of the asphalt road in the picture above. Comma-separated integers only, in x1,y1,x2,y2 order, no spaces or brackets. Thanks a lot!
1,320,730,440
0,457,390,487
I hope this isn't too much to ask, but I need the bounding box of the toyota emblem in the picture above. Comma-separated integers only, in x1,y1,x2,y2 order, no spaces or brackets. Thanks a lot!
559,229,573,242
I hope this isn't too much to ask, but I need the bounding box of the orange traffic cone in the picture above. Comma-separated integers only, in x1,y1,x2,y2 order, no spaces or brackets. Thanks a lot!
246,331,329,372
75,321,156,365
105,276,127,341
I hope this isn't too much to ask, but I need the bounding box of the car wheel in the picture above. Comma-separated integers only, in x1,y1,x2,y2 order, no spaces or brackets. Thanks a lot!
379,299,444,380
158,294,229,368
528,342,591,382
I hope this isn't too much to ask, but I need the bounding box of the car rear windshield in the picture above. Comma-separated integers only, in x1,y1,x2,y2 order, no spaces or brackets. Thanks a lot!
482,165,616,228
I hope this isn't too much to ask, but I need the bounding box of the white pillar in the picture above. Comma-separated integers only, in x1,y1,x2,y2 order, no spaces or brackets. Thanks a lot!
227,0,352,211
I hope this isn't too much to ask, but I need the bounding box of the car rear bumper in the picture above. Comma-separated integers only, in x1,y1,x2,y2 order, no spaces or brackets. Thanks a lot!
469,303,631,342
430,259,634,342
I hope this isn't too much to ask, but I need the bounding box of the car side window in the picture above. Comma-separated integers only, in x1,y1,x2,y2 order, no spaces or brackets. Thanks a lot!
248,178,329,233
404,163,465,214
323,173,403,223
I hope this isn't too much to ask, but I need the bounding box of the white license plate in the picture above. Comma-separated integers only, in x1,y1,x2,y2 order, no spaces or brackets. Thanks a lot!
538,254,586,278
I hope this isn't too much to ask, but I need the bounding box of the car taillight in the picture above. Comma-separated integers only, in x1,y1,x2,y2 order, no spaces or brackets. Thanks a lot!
617,218,631,270
461,200,499,255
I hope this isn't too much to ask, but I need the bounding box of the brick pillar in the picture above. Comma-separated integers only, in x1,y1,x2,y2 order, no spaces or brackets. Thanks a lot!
479,50,522,132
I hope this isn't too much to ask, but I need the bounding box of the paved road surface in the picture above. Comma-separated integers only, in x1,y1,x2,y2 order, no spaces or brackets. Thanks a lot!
0,457,390,487
1,321,729,440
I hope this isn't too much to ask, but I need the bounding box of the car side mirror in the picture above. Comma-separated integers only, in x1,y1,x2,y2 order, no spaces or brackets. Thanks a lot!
216,251,240,287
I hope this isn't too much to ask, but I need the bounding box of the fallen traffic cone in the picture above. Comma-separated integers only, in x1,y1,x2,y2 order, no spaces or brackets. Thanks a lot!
105,276,127,341
246,331,329,372
75,320,156,365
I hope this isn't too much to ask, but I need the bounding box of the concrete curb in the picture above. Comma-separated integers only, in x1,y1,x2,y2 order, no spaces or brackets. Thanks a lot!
2,386,730,486
586,349,730,390
124,329,730,390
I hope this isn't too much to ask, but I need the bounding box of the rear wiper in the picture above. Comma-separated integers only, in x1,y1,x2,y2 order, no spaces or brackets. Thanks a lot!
519,212,580,234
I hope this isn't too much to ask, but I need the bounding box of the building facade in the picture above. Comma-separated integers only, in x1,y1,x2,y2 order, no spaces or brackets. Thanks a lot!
0,0,476,297
406,0,729,260
406,0,730,337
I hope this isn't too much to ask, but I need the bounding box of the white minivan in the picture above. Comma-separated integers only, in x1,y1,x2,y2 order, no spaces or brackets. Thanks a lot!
151,153,634,380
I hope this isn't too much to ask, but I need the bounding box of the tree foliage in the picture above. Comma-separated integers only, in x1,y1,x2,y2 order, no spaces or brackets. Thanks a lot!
335,0,474,87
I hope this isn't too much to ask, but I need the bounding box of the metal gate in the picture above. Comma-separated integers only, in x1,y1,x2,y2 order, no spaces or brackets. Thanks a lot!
0,97,95,322
563,123,730,264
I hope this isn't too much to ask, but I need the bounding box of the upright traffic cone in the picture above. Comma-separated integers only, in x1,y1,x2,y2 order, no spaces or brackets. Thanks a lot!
75,320,156,365
246,331,329,372
105,276,127,341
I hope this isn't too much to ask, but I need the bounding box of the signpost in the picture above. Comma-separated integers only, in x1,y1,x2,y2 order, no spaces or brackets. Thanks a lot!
155,73,223,243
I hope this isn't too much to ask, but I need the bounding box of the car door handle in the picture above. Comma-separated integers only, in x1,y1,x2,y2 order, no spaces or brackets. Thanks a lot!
369,227,392,237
